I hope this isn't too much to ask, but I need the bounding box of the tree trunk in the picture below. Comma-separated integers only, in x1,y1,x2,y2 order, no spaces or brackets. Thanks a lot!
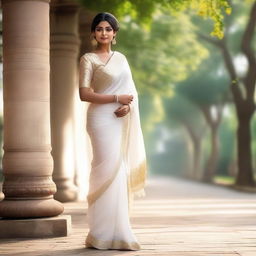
200,105,222,183
203,126,220,182
184,125,203,180
235,112,255,186
192,138,202,180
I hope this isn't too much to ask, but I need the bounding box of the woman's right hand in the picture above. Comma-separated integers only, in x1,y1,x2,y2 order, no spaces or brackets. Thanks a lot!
118,94,133,105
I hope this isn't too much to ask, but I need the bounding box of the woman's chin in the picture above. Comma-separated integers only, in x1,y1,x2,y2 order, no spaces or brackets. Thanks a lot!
98,40,111,45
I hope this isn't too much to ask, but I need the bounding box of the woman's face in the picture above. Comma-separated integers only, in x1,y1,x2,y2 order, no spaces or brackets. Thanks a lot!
93,21,116,45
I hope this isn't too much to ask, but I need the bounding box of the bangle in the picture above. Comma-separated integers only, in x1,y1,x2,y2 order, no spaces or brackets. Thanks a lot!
113,94,119,103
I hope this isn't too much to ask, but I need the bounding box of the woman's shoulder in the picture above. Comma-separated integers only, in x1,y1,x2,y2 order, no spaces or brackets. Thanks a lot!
114,50,127,59
80,52,94,61
80,52,101,67
113,51,129,64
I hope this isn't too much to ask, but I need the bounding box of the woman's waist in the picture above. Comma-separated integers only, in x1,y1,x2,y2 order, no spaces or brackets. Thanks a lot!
87,102,121,114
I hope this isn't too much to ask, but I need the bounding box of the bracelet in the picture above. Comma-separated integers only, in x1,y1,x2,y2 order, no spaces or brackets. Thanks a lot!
113,94,119,103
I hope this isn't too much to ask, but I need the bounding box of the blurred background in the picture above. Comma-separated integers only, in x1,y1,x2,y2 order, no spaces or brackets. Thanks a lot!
0,0,256,197
77,0,256,189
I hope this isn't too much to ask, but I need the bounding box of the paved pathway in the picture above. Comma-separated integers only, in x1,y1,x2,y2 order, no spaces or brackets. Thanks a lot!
1,176,256,256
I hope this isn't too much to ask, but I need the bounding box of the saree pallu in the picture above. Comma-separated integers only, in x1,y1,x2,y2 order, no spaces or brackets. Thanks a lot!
79,51,147,250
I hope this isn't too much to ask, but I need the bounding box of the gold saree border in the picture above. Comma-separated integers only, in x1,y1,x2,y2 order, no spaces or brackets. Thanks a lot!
85,232,141,251
130,159,147,192
127,159,147,214
125,104,147,211
87,156,122,206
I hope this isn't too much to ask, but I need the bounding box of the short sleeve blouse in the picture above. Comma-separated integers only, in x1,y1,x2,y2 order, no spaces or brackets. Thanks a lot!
79,55,93,88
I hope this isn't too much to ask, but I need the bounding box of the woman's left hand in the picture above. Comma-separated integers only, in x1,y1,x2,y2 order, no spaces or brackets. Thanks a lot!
114,104,130,117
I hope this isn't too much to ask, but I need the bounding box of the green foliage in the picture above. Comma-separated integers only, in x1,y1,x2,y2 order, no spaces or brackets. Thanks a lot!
143,93,206,177
139,94,165,134
78,0,231,38
176,48,230,107
223,1,255,55
163,94,205,133
116,12,208,94
213,175,235,184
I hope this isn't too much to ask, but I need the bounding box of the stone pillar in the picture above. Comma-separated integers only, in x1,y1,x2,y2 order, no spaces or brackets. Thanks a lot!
79,8,95,55
72,8,96,200
50,0,80,202
0,0,64,218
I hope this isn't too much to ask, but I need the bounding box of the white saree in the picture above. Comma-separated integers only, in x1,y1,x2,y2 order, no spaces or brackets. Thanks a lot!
79,50,147,250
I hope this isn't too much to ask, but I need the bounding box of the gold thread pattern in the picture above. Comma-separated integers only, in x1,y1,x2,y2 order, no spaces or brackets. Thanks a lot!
87,157,122,206
125,104,147,211
130,159,147,192
85,233,141,251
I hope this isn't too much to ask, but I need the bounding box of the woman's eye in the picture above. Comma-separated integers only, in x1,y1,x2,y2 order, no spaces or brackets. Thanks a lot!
95,27,113,32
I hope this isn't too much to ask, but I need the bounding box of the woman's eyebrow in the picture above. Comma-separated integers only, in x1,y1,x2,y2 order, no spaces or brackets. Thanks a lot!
96,26,112,28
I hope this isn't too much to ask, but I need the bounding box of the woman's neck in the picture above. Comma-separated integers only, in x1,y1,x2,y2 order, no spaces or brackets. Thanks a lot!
95,44,112,54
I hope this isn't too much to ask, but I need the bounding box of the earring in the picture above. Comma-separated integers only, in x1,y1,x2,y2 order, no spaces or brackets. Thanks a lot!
90,36,98,47
112,37,116,45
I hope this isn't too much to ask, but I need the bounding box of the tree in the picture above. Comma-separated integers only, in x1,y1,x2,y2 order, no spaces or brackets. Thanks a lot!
164,94,207,179
78,0,231,39
199,1,256,187
116,12,208,94
176,50,230,182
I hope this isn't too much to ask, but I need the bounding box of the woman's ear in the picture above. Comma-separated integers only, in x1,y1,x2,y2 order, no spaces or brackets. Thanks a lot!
91,32,95,38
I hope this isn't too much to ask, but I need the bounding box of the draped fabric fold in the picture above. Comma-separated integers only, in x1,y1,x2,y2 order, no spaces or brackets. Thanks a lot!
79,51,147,250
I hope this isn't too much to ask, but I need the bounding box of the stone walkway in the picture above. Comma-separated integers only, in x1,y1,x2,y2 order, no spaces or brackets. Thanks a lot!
1,176,256,256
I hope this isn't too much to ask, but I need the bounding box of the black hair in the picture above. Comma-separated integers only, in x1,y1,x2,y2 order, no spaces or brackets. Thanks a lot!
91,12,119,32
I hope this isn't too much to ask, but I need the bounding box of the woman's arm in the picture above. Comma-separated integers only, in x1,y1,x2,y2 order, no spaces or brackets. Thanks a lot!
79,87,133,105
79,87,115,104
79,56,133,104
114,104,130,117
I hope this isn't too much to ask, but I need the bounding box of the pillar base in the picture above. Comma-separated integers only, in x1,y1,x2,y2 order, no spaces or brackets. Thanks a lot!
53,179,78,202
0,215,71,238
0,198,64,218
54,188,78,202
0,193,4,201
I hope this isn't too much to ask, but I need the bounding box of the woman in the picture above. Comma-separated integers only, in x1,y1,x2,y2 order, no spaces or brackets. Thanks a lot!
79,12,147,251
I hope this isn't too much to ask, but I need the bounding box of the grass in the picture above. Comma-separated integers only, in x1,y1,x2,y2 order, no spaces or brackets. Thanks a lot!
213,175,235,185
